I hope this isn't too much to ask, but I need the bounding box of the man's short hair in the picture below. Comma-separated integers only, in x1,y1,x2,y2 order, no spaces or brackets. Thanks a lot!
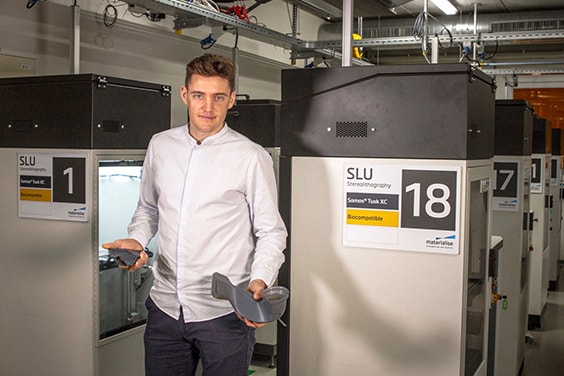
185,54,236,92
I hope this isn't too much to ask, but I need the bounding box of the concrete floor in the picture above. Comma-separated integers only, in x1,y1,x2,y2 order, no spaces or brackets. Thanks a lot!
522,265,564,376
249,366,277,376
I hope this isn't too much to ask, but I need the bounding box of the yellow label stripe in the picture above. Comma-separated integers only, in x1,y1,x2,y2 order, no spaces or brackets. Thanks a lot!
346,209,399,227
20,188,51,202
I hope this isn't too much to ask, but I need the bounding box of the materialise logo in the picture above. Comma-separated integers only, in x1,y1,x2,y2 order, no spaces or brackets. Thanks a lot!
68,206,86,217
426,234,456,248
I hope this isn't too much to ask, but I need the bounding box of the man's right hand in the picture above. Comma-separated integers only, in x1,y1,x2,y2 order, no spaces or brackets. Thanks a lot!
102,239,148,272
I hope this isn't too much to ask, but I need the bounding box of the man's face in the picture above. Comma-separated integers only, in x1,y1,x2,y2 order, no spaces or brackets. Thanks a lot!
181,74,236,142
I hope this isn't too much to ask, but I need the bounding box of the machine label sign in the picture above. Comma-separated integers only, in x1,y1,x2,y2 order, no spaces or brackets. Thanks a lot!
343,164,461,254
17,153,88,222
530,157,543,193
550,156,562,187
493,161,520,212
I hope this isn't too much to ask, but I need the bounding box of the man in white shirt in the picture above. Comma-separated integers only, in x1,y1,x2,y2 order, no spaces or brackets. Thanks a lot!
103,53,287,376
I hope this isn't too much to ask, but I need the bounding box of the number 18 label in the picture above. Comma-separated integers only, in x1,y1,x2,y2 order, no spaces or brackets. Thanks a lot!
401,170,457,231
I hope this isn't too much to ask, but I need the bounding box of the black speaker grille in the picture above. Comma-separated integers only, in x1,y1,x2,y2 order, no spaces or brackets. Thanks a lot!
336,122,368,137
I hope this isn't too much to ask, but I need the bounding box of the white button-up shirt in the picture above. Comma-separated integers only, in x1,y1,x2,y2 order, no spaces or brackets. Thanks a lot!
128,124,287,322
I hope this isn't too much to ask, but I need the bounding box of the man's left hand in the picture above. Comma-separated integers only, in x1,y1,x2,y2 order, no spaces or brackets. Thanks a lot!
237,279,268,328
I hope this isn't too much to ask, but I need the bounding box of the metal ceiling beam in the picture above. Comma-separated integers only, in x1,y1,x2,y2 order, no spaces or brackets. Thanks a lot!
480,60,564,75
305,30,564,50
481,67,564,75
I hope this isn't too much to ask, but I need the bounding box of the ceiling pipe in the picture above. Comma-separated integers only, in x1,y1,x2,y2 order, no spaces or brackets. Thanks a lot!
423,0,428,58
70,0,80,74
342,0,354,66
472,3,478,61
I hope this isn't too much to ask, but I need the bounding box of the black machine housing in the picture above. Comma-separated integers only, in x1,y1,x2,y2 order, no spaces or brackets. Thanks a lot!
281,63,495,160
0,74,171,149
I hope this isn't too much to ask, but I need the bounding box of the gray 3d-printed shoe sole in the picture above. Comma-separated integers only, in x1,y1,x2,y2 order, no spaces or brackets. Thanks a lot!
211,272,289,323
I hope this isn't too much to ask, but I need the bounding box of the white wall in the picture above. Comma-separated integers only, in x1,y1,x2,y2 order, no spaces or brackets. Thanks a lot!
0,0,325,127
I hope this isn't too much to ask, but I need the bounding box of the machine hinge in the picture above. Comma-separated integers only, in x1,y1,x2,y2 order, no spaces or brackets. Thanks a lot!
161,85,172,97
468,65,496,94
97,76,108,89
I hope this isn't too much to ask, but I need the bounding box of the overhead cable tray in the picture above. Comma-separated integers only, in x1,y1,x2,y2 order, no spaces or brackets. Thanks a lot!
126,0,373,65
127,0,305,50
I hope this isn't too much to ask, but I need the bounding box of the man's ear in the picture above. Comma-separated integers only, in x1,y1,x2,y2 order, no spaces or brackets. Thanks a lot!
228,90,237,109
180,85,189,105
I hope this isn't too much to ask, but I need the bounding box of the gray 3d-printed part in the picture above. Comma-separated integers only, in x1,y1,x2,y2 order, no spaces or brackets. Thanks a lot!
108,248,153,266
211,272,289,323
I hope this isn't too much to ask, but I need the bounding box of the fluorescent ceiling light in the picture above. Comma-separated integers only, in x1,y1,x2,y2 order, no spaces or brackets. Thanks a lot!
430,0,458,15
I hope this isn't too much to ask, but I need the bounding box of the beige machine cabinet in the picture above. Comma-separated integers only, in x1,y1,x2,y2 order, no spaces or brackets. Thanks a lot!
528,152,550,329
491,157,531,376
490,99,533,376
0,148,153,376
528,116,552,330
548,129,563,290
286,157,492,376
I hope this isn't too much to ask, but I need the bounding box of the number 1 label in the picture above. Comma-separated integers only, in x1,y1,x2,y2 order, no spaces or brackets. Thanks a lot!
53,157,86,204
63,167,74,195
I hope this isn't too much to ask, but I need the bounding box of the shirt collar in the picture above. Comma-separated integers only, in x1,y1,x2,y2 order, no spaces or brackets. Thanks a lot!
187,123,230,146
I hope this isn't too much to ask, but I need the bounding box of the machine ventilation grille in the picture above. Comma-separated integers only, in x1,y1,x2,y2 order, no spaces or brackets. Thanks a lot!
336,122,368,137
